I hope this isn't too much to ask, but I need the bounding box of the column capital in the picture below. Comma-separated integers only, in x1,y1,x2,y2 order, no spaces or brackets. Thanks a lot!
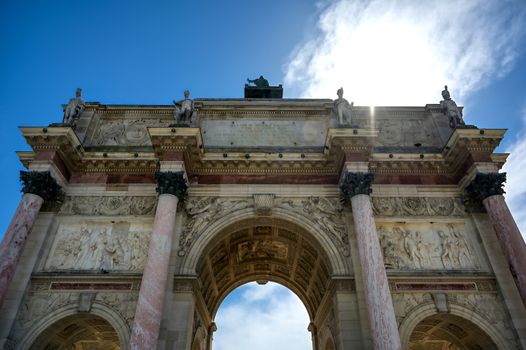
465,172,506,201
19,171,63,202
340,172,374,200
154,171,188,199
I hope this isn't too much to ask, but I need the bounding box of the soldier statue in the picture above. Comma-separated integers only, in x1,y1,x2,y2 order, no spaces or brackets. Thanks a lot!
63,88,86,125
334,87,354,125
440,85,464,129
173,90,194,125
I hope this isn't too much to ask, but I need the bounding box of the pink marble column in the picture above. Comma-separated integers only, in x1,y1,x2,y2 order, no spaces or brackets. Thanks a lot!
466,172,526,307
130,171,187,350
483,195,526,306
0,193,43,307
342,172,401,350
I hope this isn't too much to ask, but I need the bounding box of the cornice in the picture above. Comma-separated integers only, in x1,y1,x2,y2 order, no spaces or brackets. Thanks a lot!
18,126,506,180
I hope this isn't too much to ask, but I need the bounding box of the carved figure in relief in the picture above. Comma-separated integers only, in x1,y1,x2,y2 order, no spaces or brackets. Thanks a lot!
448,224,476,268
128,232,149,270
402,229,425,268
333,87,354,125
173,90,195,125
63,88,86,124
440,85,464,129
379,227,401,269
438,230,455,268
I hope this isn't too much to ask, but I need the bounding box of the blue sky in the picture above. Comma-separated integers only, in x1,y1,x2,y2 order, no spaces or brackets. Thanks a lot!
1,1,526,348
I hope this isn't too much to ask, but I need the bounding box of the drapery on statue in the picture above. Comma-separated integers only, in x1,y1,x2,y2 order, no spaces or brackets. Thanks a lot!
173,90,194,125
440,85,464,129
246,75,270,88
63,88,86,124
334,87,354,125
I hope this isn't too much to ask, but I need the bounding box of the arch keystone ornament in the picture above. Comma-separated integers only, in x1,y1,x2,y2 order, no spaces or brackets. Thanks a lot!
0,171,62,308
341,172,402,350
130,170,187,350
466,172,526,307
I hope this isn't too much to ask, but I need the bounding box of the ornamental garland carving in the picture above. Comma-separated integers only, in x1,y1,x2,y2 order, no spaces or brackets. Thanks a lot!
371,197,465,217
377,223,479,270
60,196,157,216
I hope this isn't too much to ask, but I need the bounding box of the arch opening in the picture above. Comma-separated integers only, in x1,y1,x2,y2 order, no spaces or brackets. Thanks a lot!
28,313,120,350
213,282,311,350
196,220,333,320
409,313,498,350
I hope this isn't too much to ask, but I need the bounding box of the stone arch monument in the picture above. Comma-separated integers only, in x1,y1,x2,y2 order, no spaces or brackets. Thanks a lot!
0,86,525,349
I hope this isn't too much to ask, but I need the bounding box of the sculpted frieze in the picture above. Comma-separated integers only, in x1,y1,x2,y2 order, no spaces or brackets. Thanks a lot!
46,222,151,271
60,196,157,216
372,197,465,217
378,223,479,270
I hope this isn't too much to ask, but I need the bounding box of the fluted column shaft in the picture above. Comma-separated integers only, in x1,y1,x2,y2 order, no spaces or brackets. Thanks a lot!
130,171,187,350
0,171,61,308
342,173,401,350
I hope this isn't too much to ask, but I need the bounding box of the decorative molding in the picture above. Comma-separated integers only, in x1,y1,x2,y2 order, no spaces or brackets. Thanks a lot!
155,171,188,199
20,171,63,202
60,196,157,216
371,197,465,217
340,172,374,199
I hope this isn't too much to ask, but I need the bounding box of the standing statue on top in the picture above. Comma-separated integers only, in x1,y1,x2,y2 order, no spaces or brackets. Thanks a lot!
334,87,354,125
246,75,270,88
440,85,464,129
63,88,86,125
173,90,195,125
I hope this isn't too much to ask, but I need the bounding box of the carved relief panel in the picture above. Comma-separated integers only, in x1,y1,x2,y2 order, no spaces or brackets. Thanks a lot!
45,221,151,271
377,223,479,271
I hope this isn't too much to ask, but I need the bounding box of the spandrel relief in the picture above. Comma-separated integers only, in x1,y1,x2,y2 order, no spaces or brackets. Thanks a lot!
45,222,151,271
378,223,479,270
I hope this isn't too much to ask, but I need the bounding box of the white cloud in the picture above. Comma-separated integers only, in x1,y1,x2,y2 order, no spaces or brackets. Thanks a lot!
214,282,311,350
284,0,526,106
504,107,526,238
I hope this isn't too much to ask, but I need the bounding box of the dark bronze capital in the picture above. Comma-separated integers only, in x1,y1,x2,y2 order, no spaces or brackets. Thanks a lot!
340,172,374,200
20,171,63,202
465,172,506,201
155,171,188,199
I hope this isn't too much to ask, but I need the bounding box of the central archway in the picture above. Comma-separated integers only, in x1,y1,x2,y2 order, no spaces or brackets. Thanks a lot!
196,220,333,321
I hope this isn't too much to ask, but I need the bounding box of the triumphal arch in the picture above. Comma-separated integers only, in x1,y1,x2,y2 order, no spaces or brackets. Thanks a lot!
0,81,525,349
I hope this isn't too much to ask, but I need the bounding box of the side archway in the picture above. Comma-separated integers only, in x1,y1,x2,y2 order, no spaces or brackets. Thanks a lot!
16,302,130,350
399,302,512,350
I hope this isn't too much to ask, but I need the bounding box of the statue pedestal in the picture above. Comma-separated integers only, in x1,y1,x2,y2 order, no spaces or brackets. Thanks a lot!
244,85,283,98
